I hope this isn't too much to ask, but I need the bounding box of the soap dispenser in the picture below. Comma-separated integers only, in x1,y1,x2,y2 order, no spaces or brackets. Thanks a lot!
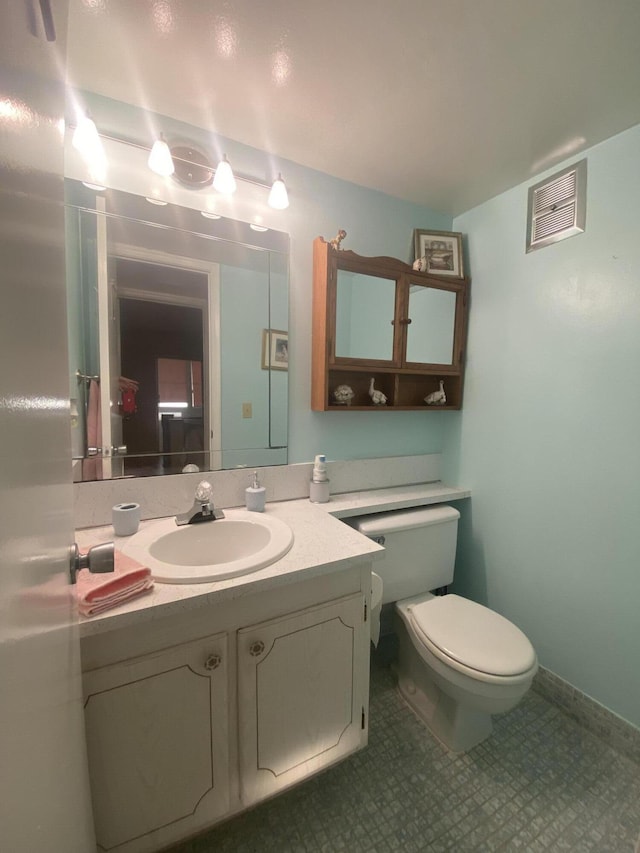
245,470,266,512
309,454,330,503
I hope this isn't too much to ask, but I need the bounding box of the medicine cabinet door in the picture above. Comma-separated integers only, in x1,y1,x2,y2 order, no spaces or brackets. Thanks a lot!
333,267,400,365
402,276,467,371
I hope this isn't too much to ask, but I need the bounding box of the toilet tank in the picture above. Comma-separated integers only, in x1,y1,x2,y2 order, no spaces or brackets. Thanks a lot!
347,505,460,604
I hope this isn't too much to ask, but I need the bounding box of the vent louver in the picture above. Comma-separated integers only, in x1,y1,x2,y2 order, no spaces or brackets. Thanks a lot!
526,159,586,252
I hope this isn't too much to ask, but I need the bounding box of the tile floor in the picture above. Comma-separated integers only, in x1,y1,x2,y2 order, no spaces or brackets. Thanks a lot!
169,644,640,852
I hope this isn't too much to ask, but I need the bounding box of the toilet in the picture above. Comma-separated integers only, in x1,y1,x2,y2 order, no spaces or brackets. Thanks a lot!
351,505,537,753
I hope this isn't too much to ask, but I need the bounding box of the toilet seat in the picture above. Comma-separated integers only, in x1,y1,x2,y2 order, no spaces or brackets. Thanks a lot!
406,594,536,678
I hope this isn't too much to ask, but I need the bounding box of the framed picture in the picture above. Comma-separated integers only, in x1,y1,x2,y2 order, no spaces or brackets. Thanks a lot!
413,229,464,278
261,329,288,370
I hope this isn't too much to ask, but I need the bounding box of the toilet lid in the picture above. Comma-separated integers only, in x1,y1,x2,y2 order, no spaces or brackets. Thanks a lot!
408,594,536,677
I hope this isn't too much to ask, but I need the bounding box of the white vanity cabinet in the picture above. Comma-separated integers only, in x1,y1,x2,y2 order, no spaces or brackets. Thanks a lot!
80,567,371,853
238,593,367,804
83,632,230,852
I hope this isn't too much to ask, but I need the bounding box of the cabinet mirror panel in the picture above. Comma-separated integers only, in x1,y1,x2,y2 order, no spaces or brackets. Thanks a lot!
335,270,396,361
406,285,457,365
66,181,289,481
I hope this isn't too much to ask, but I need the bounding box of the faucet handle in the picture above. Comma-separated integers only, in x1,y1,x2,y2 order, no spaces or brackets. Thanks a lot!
195,480,213,503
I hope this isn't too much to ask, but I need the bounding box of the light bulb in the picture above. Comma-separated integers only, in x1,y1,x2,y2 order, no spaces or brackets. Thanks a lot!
213,154,236,194
72,113,100,156
72,113,106,184
268,173,289,209
148,134,175,176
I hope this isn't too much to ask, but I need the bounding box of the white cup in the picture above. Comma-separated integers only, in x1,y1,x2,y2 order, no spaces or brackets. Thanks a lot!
112,502,141,537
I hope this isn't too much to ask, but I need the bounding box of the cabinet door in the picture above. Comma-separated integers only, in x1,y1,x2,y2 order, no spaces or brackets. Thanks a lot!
83,632,229,853
402,275,467,370
238,593,368,805
333,266,401,365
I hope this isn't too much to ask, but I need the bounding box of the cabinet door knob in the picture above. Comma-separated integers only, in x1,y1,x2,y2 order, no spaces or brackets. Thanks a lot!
249,641,265,657
204,654,222,671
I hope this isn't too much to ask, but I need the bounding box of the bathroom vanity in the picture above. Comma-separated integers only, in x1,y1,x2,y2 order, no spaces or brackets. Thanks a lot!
77,483,469,853
78,501,379,853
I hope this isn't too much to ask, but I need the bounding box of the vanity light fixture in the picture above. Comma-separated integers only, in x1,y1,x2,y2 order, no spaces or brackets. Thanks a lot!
147,133,175,177
250,223,269,232
145,196,168,206
268,173,289,210
69,118,292,210
212,154,236,194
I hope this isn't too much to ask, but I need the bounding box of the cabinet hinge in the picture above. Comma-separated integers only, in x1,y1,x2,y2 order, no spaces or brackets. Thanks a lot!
364,601,368,622
361,707,366,730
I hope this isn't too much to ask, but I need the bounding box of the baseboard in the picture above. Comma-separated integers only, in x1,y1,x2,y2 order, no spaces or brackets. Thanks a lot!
533,666,640,765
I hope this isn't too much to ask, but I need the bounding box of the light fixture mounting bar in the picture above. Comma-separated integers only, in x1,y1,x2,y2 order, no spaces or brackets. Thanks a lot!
69,126,275,192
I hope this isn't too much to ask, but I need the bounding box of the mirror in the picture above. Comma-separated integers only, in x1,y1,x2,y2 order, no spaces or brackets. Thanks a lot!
66,180,289,480
405,284,457,364
335,270,396,361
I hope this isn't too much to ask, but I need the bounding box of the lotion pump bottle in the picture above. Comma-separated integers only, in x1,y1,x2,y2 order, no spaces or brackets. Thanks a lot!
245,470,266,512
309,454,330,503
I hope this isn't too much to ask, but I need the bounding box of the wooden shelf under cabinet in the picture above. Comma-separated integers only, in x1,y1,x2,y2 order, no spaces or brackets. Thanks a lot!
311,237,469,411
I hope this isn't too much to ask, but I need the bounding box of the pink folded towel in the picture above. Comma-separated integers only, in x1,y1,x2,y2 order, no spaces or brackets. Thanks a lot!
76,551,153,616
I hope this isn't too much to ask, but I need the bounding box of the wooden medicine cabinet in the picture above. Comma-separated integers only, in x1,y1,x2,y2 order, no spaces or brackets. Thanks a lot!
311,236,470,411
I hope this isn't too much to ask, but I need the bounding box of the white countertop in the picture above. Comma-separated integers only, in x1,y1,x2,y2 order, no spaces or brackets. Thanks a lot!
76,481,469,636
316,482,470,518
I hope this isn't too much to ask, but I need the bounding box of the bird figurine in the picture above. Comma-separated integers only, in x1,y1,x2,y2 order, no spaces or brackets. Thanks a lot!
368,378,387,406
412,256,428,272
424,380,446,406
333,384,355,405
330,229,347,251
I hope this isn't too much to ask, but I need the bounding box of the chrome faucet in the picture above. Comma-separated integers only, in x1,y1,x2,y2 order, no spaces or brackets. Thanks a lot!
176,480,225,526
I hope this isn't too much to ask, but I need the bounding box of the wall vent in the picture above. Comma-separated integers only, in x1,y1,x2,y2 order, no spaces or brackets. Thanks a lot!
526,159,587,252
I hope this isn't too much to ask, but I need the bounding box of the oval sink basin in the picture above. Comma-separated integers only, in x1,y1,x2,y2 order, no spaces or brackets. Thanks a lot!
121,510,294,584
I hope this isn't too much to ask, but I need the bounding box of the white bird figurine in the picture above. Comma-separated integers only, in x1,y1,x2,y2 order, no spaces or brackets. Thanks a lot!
369,378,387,405
425,380,446,406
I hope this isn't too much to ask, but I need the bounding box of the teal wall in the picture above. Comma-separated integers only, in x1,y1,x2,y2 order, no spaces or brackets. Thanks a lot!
219,261,288,469
446,124,640,728
71,92,453,465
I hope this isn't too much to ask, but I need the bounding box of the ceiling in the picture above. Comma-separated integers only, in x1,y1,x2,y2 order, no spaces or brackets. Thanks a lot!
66,0,640,216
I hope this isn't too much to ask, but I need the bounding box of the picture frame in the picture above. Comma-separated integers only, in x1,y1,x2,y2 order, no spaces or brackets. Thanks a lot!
413,229,464,278
261,329,288,371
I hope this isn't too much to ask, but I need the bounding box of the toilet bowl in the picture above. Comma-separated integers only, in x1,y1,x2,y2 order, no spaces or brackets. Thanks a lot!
395,592,537,752
348,506,538,752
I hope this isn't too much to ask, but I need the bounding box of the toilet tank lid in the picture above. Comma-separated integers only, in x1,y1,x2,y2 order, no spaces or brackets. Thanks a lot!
349,505,460,537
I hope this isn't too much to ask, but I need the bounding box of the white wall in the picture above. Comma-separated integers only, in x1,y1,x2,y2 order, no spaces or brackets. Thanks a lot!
447,124,640,728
